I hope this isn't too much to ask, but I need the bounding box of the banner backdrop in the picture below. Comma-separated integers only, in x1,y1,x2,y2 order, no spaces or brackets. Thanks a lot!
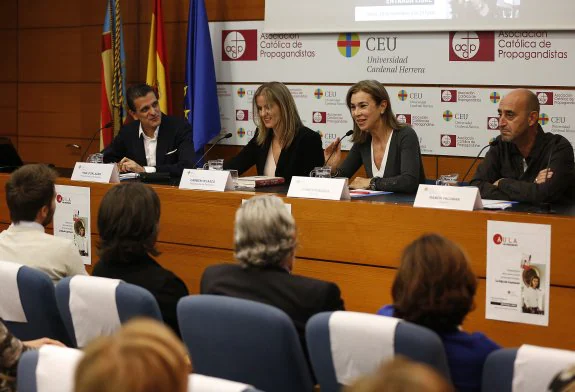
209,21,575,157
216,84,575,157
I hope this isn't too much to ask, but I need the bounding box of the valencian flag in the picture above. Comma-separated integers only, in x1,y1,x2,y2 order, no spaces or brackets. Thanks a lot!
146,0,172,114
100,0,128,149
184,0,221,154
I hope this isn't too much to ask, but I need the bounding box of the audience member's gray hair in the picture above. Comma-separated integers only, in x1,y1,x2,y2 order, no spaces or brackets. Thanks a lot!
234,195,296,268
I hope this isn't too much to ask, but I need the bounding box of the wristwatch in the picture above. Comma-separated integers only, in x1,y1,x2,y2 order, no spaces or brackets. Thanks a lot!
369,177,378,191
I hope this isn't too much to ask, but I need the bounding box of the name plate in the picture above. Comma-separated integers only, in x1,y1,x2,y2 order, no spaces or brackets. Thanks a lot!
71,162,119,184
414,184,482,211
179,169,233,192
287,176,350,200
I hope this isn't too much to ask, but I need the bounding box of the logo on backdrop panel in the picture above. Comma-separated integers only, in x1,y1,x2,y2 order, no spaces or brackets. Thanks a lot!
441,89,457,102
312,111,327,124
397,90,408,101
236,110,249,121
337,33,360,58
237,87,246,97
536,92,554,105
487,117,500,130
539,113,549,125
440,134,457,147
449,32,495,61
237,128,246,138
489,91,501,103
443,110,453,122
314,88,324,99
396,114,412,124
222,30,258,61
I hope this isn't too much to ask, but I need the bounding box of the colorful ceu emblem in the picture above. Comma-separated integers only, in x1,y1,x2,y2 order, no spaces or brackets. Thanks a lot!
539,114,549,125
337,33,360,58
237,88,246,97
237,128,246,137
490,92,500,103
314,89,324,99
443,110,453,121
397,90,408,101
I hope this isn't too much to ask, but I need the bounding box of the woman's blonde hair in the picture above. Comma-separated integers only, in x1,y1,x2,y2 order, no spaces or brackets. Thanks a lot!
253,81,303,148
74,319,190,392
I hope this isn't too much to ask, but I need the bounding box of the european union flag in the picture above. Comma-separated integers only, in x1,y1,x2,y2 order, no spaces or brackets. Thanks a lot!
184,0,221,155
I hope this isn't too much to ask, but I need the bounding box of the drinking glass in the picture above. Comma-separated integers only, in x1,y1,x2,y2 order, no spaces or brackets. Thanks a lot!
202,159,224,170
309,166,332,178
436,173,459,186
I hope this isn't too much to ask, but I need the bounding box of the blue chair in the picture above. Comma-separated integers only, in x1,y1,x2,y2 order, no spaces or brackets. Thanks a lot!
178,295,313,392
306,311,451,392
481,348,517,392
55,276,162,347
0,263,72,346
18,346,83,392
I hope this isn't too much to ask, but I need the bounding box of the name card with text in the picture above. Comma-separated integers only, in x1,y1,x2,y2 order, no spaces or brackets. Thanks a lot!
414,184,482,211
179,169,233,192
287,176,350,200
71,163,119,184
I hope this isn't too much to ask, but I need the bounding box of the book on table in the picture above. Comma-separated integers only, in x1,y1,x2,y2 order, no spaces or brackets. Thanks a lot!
236,176,285,188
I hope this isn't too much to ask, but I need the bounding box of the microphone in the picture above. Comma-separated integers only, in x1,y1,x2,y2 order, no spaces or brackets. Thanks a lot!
460,138,499,184
80,122,113,162
324,130,353,166
193,132,233,168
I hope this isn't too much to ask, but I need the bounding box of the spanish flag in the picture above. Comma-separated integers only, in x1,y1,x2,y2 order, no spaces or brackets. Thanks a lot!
146,0,172,114
100,0,128,149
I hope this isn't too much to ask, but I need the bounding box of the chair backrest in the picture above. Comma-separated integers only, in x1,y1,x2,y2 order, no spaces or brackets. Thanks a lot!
18,346,83,392
188,374,264,392
178,295,313,392
55,276,162,347
0,262,72,346
482,346,575,392
306,311,450,392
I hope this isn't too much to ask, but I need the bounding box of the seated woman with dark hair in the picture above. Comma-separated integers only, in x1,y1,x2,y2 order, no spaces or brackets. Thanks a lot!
1,319,64,392
378,233,500,392
92,183,188,335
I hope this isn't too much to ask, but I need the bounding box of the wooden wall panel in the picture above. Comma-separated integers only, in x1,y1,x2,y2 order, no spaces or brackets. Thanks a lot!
0,30,18,82
18,83,100,139
18,136,85,166
0,83,18,136
438,155,481,182
0,0,18,29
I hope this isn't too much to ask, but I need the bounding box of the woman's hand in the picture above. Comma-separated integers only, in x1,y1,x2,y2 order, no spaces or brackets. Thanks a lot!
23,337,66,349
349,177,371,190
324,138,342,168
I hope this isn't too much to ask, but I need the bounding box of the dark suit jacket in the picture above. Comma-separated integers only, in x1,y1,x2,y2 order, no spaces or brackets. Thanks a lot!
200,264,345,355
102,114,195,177
92,253,189,336
223,126,324,182
337,126,425,193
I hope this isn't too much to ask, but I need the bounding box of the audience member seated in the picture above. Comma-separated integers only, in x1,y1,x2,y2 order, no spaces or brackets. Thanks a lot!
549,365,575,392
92,183,188,335
324,80,425,193
377,233,500,392
0,318,64,392
0,164,87,283
74,318,190,392
223,81,324,182
343,357,454,392
201,195,345,364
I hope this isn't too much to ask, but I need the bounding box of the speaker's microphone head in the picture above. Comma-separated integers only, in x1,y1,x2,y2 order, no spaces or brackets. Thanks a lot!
103,121,113,128
345,130,354,137
489,138,499,146
224,132,233,139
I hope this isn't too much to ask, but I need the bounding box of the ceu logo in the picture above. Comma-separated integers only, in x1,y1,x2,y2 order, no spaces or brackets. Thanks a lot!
440,134,456,147
56,194,63,203
396,114,411,124
236,109,248,121
222,30,257,61
312,111,326,124
487,117,499,130
489,91,501,103
536,92,554,105
337,33,360,58
443,110,453,122
539,113,549,126
237,128,246,138
237,87,246,97
449,32,495,62
441,89,457,103
493,234,503,245
397,90,408,101
314,88,324,99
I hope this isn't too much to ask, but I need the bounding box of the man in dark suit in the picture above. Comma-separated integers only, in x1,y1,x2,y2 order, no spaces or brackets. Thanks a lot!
103,84,195,177
201,195,345,364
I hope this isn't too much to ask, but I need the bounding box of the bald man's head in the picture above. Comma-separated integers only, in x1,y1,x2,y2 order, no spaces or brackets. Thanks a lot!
498,89,540,144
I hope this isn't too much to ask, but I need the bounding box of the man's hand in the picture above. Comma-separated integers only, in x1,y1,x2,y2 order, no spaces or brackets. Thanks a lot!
24,337,65,349
534,168,553,185
493,178,504,187
118,157,145,173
